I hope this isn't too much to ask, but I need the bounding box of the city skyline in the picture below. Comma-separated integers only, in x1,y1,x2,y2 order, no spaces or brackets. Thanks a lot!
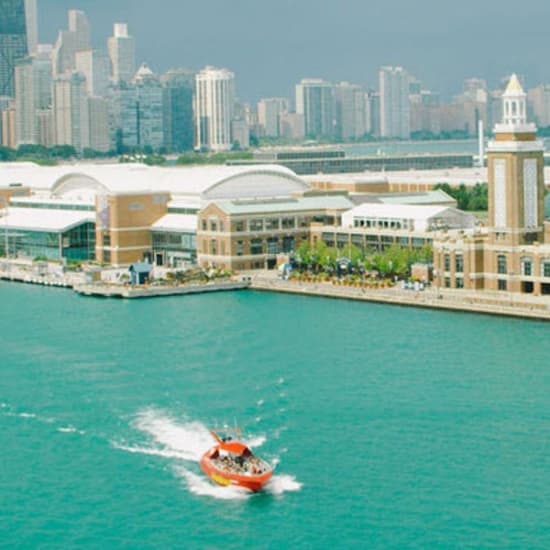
38,0,550,102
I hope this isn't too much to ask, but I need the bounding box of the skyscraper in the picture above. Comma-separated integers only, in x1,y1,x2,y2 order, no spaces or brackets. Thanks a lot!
75,50,111,97
52,29,78,77
14,57,34,144
52,10,91,78
53,72,89,151
88,96,110,152
257,97,288,138
379,66,411,139
68,10,91,52
109,64,164,152
133,63,163,151
24,0,37,55
295,79,334,140
195,66,235,152
162,68,195,153
108,23,136,84
14,47,51,145
333,82,366,141
0,0,30,97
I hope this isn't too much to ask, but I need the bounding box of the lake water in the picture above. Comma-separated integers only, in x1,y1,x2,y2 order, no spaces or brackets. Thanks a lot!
1,283,549,549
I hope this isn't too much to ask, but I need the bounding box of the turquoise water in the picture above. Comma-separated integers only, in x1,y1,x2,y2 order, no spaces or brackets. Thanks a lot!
1,284,549,549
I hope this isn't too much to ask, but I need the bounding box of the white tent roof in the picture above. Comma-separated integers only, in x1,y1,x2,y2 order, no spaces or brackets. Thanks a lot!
346,203,451,220
151,214,197,232
2,208,95,232
0,163,308,201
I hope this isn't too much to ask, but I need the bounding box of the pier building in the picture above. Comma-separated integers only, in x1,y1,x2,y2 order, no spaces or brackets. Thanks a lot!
0,163,311,265
196,195,353,270
433,75,550,295
311,203,476,256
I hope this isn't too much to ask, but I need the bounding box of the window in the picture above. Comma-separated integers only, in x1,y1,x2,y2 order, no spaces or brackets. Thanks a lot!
236,241,244,256
521,258,532,277
210,219,217,232
497,255,507,274
210,240,217,255
444,254,451,272
498,279,507,291
265,218,279,231
102,233,111,247
219,221,225,233
281,217,295,229
249,219,263,232
267,238,279,255
456,277,464,289
455,255,464,273
201,220,207,231
444,277,451,288
542,261,550,278
235,221,245,232
250,239,263,255
283,237,295,253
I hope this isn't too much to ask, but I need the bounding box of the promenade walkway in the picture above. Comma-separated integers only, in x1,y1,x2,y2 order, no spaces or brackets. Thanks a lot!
248,272,550,321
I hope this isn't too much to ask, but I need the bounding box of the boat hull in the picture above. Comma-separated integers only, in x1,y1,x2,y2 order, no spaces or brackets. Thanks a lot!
200,453,272,492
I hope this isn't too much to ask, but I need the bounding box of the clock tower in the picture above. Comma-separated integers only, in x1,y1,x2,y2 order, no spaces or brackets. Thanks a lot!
487,74,545,247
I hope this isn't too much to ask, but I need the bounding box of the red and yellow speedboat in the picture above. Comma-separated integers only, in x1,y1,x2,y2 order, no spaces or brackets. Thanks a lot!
200,430,273,492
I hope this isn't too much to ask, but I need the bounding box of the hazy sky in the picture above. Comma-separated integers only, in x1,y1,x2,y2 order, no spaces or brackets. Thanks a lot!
40,0,550,102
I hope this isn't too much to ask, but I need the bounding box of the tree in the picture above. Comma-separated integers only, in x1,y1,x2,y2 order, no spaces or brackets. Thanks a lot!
296,241,312,269
336,243,363,269
17,144,49,158
434,182,488,212
0,146,16,161
49,145,77,159
319,246,338,272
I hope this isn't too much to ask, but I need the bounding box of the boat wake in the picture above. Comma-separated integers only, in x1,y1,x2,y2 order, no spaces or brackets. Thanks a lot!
1,402,85,434
113,408,302,500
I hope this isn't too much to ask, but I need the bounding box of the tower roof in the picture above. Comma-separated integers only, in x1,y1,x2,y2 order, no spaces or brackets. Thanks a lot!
504,74,525,96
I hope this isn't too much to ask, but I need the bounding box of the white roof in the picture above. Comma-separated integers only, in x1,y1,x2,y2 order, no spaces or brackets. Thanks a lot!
2,208,94,232
10,196,93,207
151,214,197,232
303,174,389,184
0,162,309,200
346,203,452,221
167,198,202,211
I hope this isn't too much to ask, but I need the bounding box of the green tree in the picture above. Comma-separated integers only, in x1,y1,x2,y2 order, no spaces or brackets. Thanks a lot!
49,145,77,159
296,241,312,269
340,244,363,268
0,146,16,161
319,246,338,272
